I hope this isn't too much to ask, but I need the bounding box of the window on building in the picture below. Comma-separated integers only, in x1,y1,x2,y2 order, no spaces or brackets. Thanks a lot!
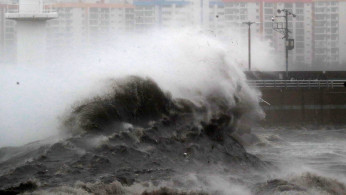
284,3,293,8
295,9,304,15
296,22,304,28
331,35,339,40
264,8,273,14
331,2,338,6
296,16,304,21
296,36,304,41
264,22,272,28
315,35,325,40
296,42,304,49
331,28,338,34
332,48,339,55
240,9,247,14
240,15,248,20
264,3,272,7
90,8,98,12
296,56,304,62
296,49,304,53
296,29,304,34
265,15,272,20
296,3,304,8
314,28,324,34
315,14,325,20
315,8,324,12
265,29,273,34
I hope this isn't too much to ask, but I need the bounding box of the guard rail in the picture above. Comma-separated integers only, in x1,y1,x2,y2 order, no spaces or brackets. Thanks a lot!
248,80,346,88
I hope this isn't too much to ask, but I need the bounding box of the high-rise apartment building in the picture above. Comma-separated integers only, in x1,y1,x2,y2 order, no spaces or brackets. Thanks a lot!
46,2,134,49
209,1,225,34
0,0,346,70
313,0,346,69
218,0,314,68
0,3,16,63
133,0,195,32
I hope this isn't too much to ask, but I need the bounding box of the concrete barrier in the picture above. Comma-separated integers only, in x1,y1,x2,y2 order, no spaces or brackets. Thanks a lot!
256,86,346,126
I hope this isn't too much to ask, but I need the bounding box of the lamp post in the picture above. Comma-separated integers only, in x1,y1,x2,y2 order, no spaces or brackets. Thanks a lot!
243,21,255,71
272,9,296,79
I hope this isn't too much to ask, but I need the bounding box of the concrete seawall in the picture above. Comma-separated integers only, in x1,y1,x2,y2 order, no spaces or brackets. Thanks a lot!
260,87,346,126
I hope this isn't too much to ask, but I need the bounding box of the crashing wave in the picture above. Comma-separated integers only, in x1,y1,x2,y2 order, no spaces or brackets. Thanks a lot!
253,172,346,195
63,76,260,139
0,76,266,194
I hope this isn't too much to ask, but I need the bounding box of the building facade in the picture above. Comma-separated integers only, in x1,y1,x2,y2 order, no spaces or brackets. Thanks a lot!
46,2,134,49
0,3,16,63
313,0,346,69
0,0,346,70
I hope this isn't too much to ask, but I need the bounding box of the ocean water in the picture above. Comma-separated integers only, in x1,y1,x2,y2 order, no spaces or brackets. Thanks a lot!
248,127,346,195
0,28,345,194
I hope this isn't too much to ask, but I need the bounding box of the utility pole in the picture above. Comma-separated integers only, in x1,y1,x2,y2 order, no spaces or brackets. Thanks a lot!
243,21,255,71
284,10,289,80
272,9,296,79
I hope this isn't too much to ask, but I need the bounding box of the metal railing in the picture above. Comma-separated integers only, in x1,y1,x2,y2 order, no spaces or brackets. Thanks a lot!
248,80,346,88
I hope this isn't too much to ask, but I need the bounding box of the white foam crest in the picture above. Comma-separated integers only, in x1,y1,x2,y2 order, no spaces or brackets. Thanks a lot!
185,173,252,195
0,27,270,147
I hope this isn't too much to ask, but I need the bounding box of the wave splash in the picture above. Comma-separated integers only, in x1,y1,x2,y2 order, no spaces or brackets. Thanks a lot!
2,28,343,194
64,76,259,137
0,75,266,194
0,28,263,148
253,172,346,195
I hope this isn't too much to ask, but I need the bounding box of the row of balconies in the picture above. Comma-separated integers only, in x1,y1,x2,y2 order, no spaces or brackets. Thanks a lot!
314,29,339,34
315,41,339,46
51,19,73,24
134,11,153,17
314,55,339,62
223,3,247,8
314,16,339,21
135,7,154,11
315,47,339,52
135,17,154,23
224,8,248,15
57,13,73,17
224,15,248,20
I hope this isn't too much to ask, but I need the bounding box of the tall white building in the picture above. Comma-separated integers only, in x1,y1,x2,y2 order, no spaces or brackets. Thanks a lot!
0,0,346,70
313,0,346,69
209,1,225,34
0,3,17,63
133,0,194,32
220,0,314,69
5,0,57,65
46,2,134,49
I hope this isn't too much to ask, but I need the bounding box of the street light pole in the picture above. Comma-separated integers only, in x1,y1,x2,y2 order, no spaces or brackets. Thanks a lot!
284,10,289,79
243,21,255,71
272,9,296,79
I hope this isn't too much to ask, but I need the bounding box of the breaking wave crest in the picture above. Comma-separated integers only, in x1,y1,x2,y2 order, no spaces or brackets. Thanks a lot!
12,171,346,194
2,28,345,194
0,74,267,194
63,76,260,137
253,172,346,195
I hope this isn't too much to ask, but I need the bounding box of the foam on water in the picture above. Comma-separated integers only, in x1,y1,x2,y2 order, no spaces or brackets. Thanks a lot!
249,128,346,195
